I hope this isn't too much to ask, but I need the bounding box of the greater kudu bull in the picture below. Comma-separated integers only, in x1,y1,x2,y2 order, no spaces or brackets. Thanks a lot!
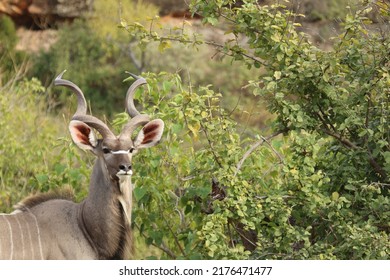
0,71,164,259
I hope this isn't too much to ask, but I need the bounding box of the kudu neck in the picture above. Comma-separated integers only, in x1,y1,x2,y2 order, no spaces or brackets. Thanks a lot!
79,156,132,259
90,156,116,194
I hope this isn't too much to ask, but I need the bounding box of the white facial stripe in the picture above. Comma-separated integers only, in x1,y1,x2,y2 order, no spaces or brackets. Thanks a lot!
110,150,130,155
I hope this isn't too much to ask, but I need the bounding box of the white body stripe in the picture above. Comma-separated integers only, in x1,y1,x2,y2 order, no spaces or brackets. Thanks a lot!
0,212,42,259
26,209,44,260
14,215,25,259
25,214,34,258
1,215,14,259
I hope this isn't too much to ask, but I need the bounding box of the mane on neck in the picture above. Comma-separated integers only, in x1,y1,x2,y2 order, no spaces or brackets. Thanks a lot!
13,187,75,212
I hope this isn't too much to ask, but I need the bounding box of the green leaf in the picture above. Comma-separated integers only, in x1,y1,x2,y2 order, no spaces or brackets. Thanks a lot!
266,81,277,91
35,174,48,184
274,71,282,80
120,19,127,28
206,17,218,26
158,40,172,53
134,187,148,201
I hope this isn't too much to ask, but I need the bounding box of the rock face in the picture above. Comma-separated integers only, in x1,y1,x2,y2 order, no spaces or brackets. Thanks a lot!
0,0,94,27
143,0,188,16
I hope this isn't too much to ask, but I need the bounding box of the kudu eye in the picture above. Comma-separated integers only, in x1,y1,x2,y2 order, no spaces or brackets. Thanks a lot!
102,148,111,154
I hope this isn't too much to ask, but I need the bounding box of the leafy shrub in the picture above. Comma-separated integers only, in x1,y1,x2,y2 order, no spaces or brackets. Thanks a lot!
0,15,27,86
121,0,390,259
91,0,159,40
0,78,51,185
0,77,90,211
144,40,269,127
116,72,269,259
0,15,17,52
1,0,388,260
29,0,160,117
29,20,139,116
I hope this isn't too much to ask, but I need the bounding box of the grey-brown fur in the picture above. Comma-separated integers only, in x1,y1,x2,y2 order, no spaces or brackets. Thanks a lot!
0,71,164,259
0,147,134,260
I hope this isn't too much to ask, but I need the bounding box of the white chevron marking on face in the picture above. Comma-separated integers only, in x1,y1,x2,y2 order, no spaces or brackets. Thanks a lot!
110,150,130,155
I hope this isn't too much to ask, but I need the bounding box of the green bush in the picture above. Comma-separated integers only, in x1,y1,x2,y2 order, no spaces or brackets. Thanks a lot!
144,41,269,127
0,15,17,52
30,20,139,116
0,15,27,86
29,0,160,117
1,0,388,260
0,77,91,211
121,0,389,259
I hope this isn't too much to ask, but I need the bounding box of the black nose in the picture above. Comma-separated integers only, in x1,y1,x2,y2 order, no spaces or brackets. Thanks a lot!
119,164,132,172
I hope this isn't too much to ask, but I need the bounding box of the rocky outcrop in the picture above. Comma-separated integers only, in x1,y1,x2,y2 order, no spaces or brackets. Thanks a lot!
143,0,188,16
0,0,93,27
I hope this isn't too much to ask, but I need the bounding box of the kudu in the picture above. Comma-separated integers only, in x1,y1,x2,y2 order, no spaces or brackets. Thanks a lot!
0,71,164,259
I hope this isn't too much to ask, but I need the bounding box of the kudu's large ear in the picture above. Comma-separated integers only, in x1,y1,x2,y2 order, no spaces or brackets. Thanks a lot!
69,120,98,150
134,119,164,149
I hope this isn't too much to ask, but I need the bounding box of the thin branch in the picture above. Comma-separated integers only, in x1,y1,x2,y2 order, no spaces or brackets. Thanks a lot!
317,105,337,133
126,46,143,72
117,0,122,20
233,223,257,249
321,128,387,181
201,122,223,168
157,35,266,66
321,128,359,150
134,224,177,259
368,152,388,181
227,221,235,247
234,130,285,177
261,136,284,164
0,54,29,91
228,86,244,117
160,206,187,258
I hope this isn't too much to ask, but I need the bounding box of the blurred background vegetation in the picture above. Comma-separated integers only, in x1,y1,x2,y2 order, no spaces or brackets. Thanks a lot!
0,0,389,259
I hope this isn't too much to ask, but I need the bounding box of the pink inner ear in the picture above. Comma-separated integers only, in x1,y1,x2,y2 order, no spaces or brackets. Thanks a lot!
141,123,160,145
76,126,91,145
69,120,98,150
71,123,91,145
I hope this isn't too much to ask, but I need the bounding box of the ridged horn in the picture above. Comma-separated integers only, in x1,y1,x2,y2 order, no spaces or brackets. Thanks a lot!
55,70,115,139
120,73,151,140
125,72,147,117
54,70,87,116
